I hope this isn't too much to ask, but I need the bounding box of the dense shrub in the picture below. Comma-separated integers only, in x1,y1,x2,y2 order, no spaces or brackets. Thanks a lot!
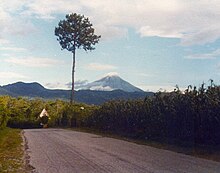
7,117,40,129
86,83,220,146
0,96,97,129
0,115,8,129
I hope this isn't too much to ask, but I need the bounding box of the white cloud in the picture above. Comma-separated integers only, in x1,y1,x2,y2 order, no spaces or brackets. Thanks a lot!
44,82,68,89
0,38,10,45
0,46,27,52
86,63,117,71
5,57,64,67
180,27,220,46
138,73,157,78
105,72,119,77
45,80,89,89
66,80,89,89
0,72,28,79
95,24,128,40
74,80,88,89
138,84,185,92
185,49,220,60
1,0,220,45
216,63,220,71
0,1,36,39
22,0,80,19
138,26,183,38
1,53,11,57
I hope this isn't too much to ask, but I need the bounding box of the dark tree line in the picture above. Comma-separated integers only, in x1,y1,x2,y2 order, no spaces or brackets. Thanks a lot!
86,83,220,146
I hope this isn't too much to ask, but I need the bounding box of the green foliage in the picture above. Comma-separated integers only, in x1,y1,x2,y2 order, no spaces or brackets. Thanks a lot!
58,103,98,127
86,83,220,146
0,96,10,129
0,114,8,129
7,117,40,129
0,96,97,129
55,13,101,53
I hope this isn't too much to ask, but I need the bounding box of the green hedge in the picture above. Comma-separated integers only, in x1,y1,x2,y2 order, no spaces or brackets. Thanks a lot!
86,84,220,146
7,117,40,129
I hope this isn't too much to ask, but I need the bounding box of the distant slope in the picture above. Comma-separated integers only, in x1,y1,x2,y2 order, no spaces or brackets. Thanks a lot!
75,89,153,105
2,82,46,97
2,82,70,99
0,82,153,105
0,87,17,96
79,74,143,92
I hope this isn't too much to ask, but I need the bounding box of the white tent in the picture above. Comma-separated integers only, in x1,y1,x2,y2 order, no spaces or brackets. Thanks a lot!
39,108,49,118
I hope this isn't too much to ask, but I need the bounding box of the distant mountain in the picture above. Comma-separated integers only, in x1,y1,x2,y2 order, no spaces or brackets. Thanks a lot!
0,81,153,105
0,87,16,96
2,82,46,96
2,82,70,100
79,74,143,92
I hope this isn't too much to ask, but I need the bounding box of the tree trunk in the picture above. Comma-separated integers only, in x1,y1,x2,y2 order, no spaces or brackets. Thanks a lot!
71,50,76,104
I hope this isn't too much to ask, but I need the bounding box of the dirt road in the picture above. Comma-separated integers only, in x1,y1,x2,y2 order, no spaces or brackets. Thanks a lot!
23,129,220,173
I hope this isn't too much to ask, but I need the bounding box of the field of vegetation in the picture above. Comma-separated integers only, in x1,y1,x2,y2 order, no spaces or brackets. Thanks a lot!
0,128,25,173
0,82,220,152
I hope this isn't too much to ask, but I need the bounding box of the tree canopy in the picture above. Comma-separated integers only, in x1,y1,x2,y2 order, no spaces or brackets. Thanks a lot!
55,13,101,53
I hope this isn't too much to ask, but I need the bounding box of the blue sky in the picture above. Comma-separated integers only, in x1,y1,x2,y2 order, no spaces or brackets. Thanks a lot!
0,0,220,91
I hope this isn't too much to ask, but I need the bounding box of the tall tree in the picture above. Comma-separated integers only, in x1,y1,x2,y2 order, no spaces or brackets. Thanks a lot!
55,13,101,103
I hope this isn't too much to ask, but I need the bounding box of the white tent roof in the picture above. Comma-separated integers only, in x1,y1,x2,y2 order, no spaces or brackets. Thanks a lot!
39,108,49,117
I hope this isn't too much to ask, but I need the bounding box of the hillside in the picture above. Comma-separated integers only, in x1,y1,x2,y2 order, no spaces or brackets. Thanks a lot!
0,82,153,105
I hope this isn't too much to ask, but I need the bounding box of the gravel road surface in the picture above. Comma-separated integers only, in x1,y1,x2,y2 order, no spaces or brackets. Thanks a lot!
23,128,220,173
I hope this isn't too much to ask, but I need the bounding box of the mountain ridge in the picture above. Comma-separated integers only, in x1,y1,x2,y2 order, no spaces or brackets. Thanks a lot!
78,74,144,92
0,80,153,105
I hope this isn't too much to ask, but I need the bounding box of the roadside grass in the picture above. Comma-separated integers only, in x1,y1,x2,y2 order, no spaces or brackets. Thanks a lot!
0,128,25,173
69,127,220,162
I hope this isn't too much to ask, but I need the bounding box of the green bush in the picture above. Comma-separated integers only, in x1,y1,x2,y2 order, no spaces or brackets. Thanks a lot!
86,84,220,146
7,117,40,129
0,115,8,129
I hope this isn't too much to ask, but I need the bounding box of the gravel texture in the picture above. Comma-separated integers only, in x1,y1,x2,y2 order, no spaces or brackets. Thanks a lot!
23,128,220,173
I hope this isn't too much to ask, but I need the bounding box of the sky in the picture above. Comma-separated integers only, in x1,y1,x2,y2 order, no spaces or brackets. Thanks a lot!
1,0,220,92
